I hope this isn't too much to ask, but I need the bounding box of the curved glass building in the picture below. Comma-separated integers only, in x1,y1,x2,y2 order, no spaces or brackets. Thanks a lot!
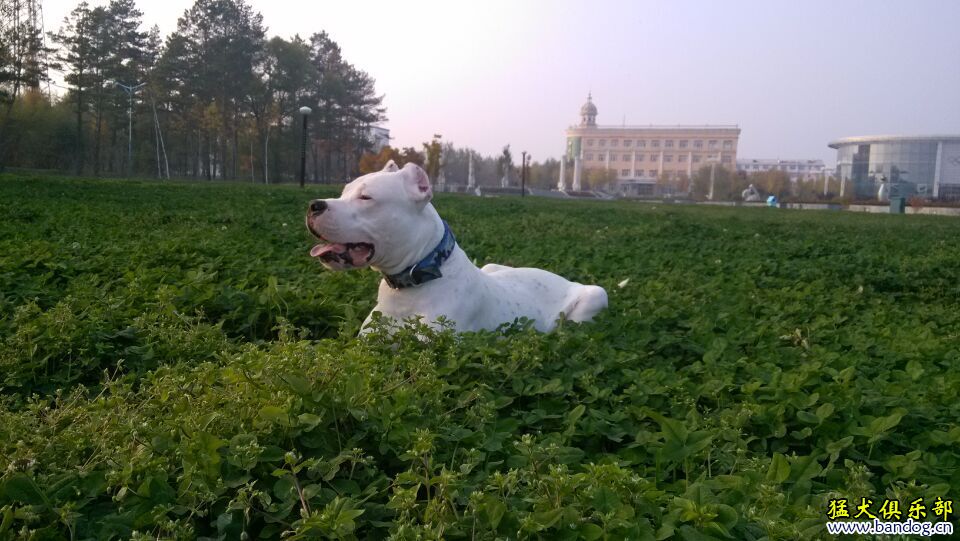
828,135,960,200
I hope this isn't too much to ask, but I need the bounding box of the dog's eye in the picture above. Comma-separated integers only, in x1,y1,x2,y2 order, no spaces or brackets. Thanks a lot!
358,194,373,201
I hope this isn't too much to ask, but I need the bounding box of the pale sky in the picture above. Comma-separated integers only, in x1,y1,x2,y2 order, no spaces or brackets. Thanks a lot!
43,0,960,165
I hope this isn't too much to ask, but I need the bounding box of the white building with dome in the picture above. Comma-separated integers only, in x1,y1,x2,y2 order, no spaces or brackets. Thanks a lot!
561,95,740,195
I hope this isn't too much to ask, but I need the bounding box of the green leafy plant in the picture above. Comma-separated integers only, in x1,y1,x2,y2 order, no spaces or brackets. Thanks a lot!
1,174,959,539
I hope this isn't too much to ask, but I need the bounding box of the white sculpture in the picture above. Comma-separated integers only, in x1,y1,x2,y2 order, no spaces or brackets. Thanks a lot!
741,183,762,202
437,149,446,192
877,182,889,202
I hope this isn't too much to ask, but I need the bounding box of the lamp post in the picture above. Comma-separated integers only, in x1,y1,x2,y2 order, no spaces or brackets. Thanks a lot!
112,80,147,177
299,106,312,187
521,151,527,197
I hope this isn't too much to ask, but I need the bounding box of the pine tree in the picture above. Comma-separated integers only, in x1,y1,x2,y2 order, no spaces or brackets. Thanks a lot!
0,0,49,170
5,0,388,180
166,0,265,179
51,2,94,174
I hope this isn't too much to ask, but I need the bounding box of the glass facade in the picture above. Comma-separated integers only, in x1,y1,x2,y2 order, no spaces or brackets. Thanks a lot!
835,139,939,199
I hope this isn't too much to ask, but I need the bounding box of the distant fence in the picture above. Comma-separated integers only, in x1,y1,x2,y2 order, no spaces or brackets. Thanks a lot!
848,204,960,217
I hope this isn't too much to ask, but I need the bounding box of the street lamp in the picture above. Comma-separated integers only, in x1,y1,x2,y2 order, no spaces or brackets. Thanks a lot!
521,150,527,197
111,80,147,177
299,106,312,187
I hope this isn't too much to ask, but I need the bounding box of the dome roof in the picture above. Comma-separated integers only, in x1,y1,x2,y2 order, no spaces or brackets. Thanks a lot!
580,94,597,116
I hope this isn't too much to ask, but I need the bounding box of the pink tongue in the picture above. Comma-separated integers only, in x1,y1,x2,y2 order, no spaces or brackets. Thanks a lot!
310,243,345,258
310,243,372,266
349,244,372,262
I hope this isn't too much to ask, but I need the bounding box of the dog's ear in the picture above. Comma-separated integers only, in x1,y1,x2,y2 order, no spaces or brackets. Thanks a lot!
382,160,398,172
401,163,432,206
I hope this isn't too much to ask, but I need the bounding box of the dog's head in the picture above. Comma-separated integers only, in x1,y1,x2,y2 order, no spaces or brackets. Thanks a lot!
305,161,435,272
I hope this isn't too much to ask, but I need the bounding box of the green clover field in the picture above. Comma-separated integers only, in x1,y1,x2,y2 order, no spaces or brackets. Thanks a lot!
1,175,959,540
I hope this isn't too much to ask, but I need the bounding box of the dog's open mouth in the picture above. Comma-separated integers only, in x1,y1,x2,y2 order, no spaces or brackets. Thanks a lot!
310,242,375,270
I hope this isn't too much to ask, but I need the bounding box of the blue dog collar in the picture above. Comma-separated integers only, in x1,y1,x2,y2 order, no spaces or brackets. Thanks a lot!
383,221,457,289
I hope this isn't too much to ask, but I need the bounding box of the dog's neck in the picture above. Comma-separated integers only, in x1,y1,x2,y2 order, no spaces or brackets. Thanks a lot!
379,219,456,290
372,204,446,276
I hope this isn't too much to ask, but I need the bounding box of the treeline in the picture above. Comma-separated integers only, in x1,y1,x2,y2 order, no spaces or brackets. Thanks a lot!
358,140,568,190
0,0,384,182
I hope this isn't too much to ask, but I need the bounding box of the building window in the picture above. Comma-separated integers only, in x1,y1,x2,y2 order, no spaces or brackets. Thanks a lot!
723,140,733,149
678,154,687,162
665,140,674,148
634,169,643,176
721,156,732,164
621,169,630,176
610,154,616,162
649,170,657,177
623,140,632,147
679,140,688,149
708,140,718,149
611,139,619,147
623,154,631,161
637,140,646,148
585,153,593,160
599,139,607,146
586,139,594,147
651,140,660,148
636,154,644,162
692,155,701,163
664,155,673,162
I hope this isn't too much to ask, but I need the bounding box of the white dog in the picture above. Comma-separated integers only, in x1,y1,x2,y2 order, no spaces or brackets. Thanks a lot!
305,161,608,333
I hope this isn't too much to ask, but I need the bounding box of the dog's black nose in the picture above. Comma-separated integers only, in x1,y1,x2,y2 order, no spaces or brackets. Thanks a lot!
309,200,327,215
